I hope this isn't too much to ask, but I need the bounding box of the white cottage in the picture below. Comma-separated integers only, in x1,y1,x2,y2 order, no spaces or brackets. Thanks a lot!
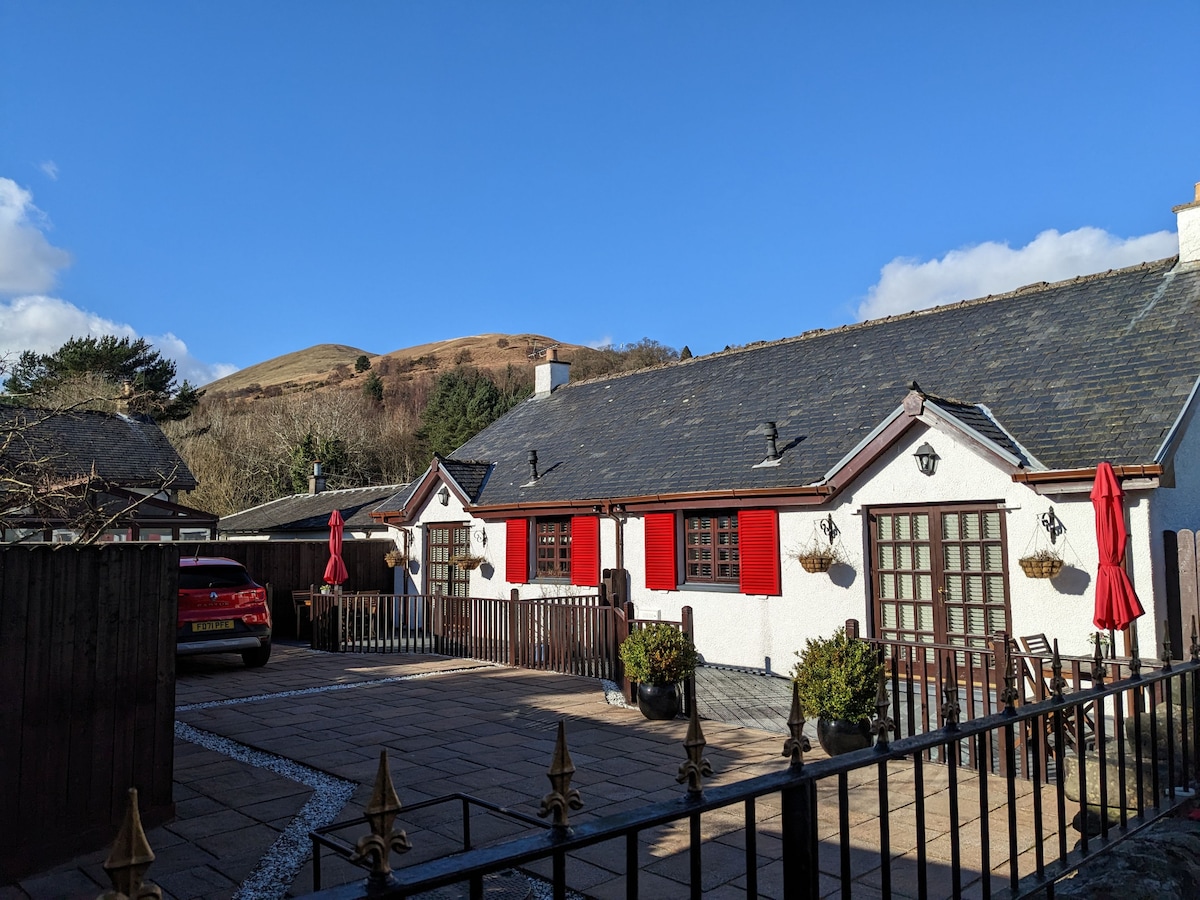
375,185,1200,670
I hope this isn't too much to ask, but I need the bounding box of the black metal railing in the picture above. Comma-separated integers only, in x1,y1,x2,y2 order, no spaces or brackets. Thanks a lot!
291,653,1200,900
98,641,1200,900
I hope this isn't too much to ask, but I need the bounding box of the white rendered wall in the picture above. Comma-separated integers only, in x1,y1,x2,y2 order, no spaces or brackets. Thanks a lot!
397,422,1168,668
627,424,1112,667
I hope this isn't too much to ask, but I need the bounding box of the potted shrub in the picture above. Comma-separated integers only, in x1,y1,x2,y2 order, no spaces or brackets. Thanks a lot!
1018,549,1064,579
618,623,699,720
791,627,883,755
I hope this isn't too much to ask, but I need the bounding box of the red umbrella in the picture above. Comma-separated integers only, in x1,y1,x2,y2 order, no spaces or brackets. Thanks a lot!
323,509,349,586
1091,462,1145,631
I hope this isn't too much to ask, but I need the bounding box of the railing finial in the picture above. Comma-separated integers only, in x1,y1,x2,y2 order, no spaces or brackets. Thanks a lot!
99,788,160,900
1129,624,1142,678
539,720,583,829
1162,620,1173,672
1092,633,1108,687
1001,639,1019,714
677,703,713,795
1049,639,1068,701
351,751,411,890
783,681,811,766
871,669,893,751
1192,616,1199,662
940,655,960,730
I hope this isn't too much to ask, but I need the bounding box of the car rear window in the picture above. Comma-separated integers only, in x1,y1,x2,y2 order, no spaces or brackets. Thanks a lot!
180,565,254,590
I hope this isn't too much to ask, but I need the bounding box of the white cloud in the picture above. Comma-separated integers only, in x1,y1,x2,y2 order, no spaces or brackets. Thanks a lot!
0,177,237,388
587,335,614,349
39,161,59,181
0,295,238,387
857,227,1179,321
0,177,72,294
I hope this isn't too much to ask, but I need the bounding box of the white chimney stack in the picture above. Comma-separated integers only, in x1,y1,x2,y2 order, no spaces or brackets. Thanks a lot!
534,347,570,396
1173,182,1200,265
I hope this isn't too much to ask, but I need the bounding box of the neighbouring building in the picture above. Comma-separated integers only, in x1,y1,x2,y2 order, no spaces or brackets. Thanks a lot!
0,405,217,543
374,184,1200,669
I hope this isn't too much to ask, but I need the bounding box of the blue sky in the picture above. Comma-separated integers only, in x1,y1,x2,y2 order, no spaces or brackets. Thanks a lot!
2,2,1198,386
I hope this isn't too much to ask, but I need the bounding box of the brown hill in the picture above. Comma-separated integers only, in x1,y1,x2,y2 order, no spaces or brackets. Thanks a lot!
202,334,584,400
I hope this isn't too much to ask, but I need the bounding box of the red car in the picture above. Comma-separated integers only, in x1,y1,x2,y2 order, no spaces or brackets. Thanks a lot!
177,556,272,667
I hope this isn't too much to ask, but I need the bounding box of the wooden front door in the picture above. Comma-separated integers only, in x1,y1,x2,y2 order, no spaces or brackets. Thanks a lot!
870,505,1011,657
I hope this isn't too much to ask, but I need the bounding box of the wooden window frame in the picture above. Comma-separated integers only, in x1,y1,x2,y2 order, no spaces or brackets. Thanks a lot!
683,510,740,585
535,516,572,581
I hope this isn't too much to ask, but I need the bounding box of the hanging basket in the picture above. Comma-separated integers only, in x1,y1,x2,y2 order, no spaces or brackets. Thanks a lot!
798,552,836,574
449,554,486,571
384,550,407,568
1019,553,1064,579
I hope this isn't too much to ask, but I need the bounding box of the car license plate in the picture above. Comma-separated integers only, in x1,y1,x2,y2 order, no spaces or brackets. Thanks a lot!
193,620,235,633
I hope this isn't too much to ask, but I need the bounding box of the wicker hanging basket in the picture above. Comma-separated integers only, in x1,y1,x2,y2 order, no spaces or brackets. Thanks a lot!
798,552,836,574
1019,554,1064,579
384,550,407,568
449,554,486,571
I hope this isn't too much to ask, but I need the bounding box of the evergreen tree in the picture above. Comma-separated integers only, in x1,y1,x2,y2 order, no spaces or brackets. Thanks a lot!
354,354,371,373
362,370,384,403
3,335,201,420
418,368,528,457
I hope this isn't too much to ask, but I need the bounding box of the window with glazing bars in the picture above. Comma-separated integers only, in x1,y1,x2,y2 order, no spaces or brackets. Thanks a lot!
685,512,739,583
535,518,571,578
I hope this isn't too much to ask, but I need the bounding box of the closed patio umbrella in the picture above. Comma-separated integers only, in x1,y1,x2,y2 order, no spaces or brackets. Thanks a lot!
324,509,349,587
1091,461,1144,631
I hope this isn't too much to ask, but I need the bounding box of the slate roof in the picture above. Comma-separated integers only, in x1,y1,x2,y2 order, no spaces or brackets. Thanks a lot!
0,405,197,491
441,458,492,502
446,256,1200,506
219,483,407,534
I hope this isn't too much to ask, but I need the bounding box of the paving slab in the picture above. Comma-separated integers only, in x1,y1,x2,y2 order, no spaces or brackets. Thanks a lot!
9,643,1071,899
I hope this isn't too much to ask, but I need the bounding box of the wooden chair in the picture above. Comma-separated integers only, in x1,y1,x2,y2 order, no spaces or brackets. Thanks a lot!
292,590,313,639
1014,634,1095,755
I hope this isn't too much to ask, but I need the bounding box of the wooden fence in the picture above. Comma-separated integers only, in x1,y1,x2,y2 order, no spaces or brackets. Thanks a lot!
310,589,630,682
179,539,393,637
1164,529,1200,659
0,544,177,881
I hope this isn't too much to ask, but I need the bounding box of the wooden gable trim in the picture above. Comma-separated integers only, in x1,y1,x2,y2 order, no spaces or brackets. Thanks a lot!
370,459,459,526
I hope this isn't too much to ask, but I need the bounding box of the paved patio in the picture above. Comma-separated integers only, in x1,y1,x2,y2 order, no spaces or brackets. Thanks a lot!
6,646,1061,900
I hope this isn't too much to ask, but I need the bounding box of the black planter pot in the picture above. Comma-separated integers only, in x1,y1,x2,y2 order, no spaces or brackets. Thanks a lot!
637,683,682,720
816,717,872,755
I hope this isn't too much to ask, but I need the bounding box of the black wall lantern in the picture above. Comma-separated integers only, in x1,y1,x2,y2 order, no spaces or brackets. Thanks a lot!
913,442,939,476
437,485,450,506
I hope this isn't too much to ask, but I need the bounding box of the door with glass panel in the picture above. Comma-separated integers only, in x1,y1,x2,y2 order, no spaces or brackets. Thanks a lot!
871,505,1011,661
427,524,471,597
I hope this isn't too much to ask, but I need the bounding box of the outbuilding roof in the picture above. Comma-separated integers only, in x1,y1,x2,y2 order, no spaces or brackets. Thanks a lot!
0,405,198,491
438,256,1200,508
219,483,407,534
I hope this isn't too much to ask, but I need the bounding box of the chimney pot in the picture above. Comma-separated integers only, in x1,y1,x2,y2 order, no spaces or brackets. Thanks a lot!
309,461,327,495
535,349,570,396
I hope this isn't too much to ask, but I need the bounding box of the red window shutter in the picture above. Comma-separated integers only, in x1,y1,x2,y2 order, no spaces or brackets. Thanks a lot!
570,516,600,586
644,513,677,590
738,509,780,595
506,519,529,584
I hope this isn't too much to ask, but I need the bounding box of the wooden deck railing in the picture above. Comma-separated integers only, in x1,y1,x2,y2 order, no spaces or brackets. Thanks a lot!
309,589,631,682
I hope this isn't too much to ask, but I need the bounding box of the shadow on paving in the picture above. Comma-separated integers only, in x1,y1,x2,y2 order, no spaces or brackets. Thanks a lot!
10,645,1071,899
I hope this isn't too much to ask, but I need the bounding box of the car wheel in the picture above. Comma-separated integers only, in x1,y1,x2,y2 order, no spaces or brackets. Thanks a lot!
242,639,272,668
